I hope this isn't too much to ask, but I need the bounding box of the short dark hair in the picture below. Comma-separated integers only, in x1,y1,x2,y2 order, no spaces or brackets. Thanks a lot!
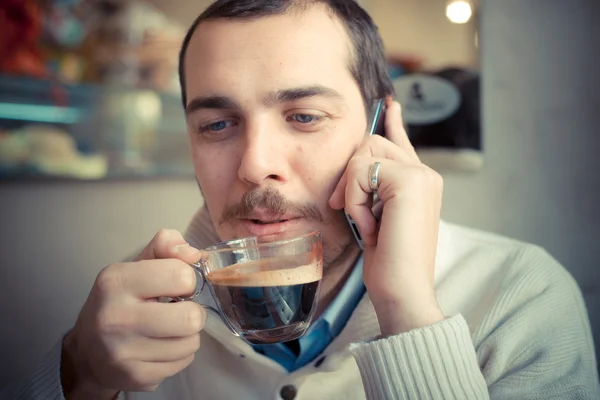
178,0,394,111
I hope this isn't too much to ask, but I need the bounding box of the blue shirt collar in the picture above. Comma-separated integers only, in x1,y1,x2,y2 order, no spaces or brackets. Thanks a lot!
316,253,364,337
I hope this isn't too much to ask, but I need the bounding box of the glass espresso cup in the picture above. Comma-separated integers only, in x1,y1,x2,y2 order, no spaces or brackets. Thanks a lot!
178,230,323,344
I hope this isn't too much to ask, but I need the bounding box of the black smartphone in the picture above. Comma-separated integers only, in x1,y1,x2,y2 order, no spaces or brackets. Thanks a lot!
345,99,386,250
368,98,387,137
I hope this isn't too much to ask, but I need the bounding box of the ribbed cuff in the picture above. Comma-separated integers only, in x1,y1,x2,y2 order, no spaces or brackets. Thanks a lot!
1,338,65,400
350,314,489,400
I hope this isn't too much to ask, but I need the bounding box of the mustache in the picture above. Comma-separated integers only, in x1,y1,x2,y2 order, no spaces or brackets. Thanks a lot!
219,187,324,225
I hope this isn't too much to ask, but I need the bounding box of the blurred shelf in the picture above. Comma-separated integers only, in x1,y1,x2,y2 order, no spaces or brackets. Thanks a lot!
0,74,194,181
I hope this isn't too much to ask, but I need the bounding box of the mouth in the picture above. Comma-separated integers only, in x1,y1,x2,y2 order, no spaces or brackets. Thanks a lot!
237,216,302,236
250,219,289,225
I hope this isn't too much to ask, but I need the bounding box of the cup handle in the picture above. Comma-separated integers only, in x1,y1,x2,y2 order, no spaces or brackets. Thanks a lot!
173,261,206,302
171,262,241,338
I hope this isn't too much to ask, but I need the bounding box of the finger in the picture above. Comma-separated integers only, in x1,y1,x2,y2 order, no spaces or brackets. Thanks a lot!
149,355,196,382
331,134,414,210
384,99,419,161
354,134,415,165
135,301,207,338
135,229,202,264
343,157,386,247
99,259,198,299
129,334,201,363
126,355,195,391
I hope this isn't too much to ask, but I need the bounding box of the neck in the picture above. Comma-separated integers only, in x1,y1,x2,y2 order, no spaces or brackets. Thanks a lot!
315,241,362,317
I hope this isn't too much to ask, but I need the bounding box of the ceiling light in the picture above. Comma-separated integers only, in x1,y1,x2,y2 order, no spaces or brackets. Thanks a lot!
446,0,473,24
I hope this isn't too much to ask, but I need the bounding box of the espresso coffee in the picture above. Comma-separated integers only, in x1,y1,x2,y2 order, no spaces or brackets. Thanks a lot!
206,256,322,344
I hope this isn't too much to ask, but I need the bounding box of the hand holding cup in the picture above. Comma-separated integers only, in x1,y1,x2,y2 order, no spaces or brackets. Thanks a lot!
62,229,207,396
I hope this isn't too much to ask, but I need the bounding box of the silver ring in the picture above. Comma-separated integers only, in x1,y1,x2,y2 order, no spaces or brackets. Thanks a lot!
369,162,381,191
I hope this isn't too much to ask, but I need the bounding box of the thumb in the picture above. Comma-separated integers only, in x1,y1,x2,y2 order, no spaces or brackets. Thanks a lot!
134,229,202,264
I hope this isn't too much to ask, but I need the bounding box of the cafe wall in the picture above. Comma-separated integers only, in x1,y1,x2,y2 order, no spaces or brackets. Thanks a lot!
443,0,600,361
1,0,599,387
368,0,479,69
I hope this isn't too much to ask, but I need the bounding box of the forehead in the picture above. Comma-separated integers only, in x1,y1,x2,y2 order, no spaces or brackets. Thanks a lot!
183,5,358,101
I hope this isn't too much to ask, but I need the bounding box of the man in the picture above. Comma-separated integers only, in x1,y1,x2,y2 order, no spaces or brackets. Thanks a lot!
3,1,599,399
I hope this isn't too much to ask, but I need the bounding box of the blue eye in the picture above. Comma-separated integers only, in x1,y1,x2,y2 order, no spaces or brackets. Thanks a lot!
200,119,236,133
208,120,228,131
293,114,319,124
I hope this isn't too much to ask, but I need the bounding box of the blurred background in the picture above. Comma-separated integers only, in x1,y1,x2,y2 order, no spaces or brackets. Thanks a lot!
1,0,599,387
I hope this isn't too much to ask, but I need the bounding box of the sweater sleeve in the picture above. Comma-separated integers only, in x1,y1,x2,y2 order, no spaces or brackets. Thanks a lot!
350,248,600,400
0,338,65,400
350,315,489,400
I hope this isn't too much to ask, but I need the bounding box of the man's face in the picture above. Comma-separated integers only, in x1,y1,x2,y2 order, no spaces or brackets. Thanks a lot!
183,5,368,265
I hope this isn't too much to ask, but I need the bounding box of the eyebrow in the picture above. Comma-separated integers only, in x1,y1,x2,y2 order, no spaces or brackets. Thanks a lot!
263,85,344,107
185,96,240,115
185,85,344,116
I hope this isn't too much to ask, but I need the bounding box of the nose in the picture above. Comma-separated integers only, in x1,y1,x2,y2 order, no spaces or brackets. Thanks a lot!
237,120,290,186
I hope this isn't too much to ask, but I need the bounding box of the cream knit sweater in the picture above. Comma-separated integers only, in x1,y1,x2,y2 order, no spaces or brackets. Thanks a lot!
3,207,599,399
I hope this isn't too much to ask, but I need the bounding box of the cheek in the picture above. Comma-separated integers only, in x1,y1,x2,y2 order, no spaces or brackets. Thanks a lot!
191,145,238,209
294,131,361,198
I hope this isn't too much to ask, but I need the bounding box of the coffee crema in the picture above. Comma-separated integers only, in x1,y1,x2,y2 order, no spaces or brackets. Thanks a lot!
206,257,322,287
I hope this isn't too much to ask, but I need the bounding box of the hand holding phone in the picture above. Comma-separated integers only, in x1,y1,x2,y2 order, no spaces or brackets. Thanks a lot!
331,98,445,336
345,99,386,250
